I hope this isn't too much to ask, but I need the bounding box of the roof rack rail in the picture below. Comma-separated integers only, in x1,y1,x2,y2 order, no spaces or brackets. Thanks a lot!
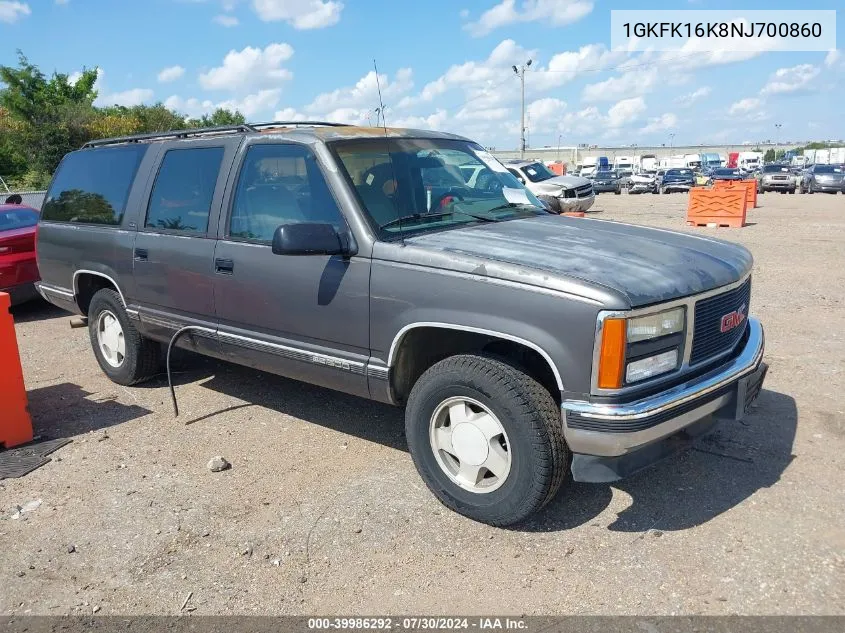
249,121,350,129
82,124,258,149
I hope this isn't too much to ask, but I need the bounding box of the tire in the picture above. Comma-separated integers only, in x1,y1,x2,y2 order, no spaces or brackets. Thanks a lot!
538,195,561,213
661,186,668,194
405,354,570,526
790,188,796,194
614,188,621,195
88,288,160,385
808,182,814,194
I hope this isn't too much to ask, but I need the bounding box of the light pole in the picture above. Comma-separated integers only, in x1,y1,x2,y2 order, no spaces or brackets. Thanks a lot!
512,59,532,158
669,133,676,151
774,123,782,159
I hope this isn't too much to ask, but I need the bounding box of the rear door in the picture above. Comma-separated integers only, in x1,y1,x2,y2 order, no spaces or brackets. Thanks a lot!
212,140,371,398
131,137,240,344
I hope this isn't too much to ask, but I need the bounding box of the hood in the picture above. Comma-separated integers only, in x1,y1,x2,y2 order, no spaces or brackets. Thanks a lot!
403,215,752,308
663,172,694,181
532,175,590,192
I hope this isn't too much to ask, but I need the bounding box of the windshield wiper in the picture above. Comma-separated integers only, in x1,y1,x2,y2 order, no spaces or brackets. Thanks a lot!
380,209,498,230
485,202,545,215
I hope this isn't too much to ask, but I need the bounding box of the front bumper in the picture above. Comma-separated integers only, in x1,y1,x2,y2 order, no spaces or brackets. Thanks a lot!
559,193,595,212
592,182,620,193
813,181,844,192
662,182,692,191
762,179,794,190
562,317,766,480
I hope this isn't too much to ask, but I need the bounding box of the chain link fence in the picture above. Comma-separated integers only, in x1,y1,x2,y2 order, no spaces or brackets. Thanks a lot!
1,176,47,210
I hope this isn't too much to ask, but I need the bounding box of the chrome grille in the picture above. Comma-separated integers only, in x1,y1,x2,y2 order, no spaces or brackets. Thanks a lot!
690,278,751,365
575,184,593,197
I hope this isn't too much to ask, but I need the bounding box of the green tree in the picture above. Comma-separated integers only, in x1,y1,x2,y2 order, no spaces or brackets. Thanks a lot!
763,149,776,162
187,108,246,128
0,51,99,179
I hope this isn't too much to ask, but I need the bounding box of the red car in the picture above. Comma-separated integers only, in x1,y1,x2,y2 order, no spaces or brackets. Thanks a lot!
0,204,41,305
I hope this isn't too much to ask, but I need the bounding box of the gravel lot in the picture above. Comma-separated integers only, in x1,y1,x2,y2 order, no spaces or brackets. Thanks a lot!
2,191,844,616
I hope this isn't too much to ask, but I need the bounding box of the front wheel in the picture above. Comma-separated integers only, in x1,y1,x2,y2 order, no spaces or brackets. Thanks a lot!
405,354,569,526
807,182,815,194
88,288,160,385
538,195,561,213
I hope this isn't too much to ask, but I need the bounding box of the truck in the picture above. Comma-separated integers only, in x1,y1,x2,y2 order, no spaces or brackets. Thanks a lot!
613,155,634,173
638,154,658,172
683,154,702,169
659,155,686,168
803,149,817,164
581,156,599,177
34,122,768,527
738,151,763,171
727,152,739,168
700,153,722,169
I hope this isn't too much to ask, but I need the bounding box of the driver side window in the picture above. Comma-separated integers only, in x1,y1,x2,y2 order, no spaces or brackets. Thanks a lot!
229,144,345,243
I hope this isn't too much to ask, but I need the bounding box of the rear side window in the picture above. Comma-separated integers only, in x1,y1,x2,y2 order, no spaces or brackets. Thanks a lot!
145,147,224,234
41,145,147,225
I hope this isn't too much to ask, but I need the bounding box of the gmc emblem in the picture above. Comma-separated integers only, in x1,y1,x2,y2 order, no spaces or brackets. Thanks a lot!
720,304,747,333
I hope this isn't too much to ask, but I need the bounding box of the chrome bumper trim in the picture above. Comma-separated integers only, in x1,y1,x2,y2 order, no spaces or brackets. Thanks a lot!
562,318,764,456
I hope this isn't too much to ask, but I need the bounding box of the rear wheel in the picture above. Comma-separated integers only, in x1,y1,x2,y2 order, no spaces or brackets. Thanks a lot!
405,354,569,526
88,289,160,385
789,188,796,194
808,181,815,194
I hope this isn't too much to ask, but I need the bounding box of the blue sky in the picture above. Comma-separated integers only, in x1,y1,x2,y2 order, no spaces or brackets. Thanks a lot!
1,0,843,149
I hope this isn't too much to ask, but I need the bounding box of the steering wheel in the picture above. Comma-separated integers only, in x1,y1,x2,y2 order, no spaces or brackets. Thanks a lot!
431,189,466,210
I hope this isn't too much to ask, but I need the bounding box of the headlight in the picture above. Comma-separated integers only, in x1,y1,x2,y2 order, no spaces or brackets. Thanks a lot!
627,307,685,342
626,349,679,383
561,189,576,198
596,307,686,389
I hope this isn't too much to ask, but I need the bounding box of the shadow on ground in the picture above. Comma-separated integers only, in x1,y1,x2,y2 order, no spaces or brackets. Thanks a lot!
10,299,67,323
28,382,153,438
128,350,798,533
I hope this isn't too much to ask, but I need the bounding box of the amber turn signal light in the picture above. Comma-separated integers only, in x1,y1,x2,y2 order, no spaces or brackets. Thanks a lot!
597,318,626,389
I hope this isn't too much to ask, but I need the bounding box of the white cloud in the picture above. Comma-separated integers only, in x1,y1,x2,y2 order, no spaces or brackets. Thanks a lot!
675,86,710,107
640,113,678,134
217,89,283,118
455,107,510,121
157,65,185,83
199,43,294,91
306,68,413,115
213,14,239,26
532,43,628,92
391,110,449,131
526,97,566,124
166,89,282,119
760,64,819,95
581,68,659,102
607,97,646,126
728,97,763,116
464,0,593,37
824,49,841,68
96,88,155,108
252,0,342,29
67,71,83,86
0,1,30,23
273,107,308,122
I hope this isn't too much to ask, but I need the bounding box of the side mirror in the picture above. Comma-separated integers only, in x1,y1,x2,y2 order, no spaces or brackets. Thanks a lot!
271,223,356,257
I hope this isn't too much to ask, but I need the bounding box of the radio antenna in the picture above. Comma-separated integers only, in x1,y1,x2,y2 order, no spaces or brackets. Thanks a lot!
373,58,403,241
373,59,387,129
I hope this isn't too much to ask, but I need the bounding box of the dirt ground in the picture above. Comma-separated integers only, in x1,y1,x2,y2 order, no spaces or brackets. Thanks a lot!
2,191,844,616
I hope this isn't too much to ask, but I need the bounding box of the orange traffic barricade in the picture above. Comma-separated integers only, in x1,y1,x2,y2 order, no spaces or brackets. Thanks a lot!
713,179,757,208
686,189,747,228
0,292,33,448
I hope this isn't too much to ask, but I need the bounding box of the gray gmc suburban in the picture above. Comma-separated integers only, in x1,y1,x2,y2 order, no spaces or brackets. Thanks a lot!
35,123,767,526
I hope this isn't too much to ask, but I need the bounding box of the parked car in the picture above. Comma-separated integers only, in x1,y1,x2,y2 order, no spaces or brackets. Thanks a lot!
627,170,656,194
36,123,767,526
591,169,622,195
0,204,41,305
801,164,845,194
653,168,695,194
505,160,595,213
710,168,743,182
757,164,796,194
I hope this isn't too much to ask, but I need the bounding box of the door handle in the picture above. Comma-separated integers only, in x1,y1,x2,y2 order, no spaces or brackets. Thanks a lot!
134,248,148,261
215,258,234,274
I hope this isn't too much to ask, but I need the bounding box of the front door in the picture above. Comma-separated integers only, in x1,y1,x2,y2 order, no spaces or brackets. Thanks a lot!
132,138,240,349
213,141,371,398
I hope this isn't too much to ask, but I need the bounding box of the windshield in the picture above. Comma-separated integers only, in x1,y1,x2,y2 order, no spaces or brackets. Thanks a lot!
519,162,556,183
667,169,693,176
596,170,618,178
330,138,547,239
715,169,738,176
815,165,842,174
763,165,790,173
0,207,39,230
